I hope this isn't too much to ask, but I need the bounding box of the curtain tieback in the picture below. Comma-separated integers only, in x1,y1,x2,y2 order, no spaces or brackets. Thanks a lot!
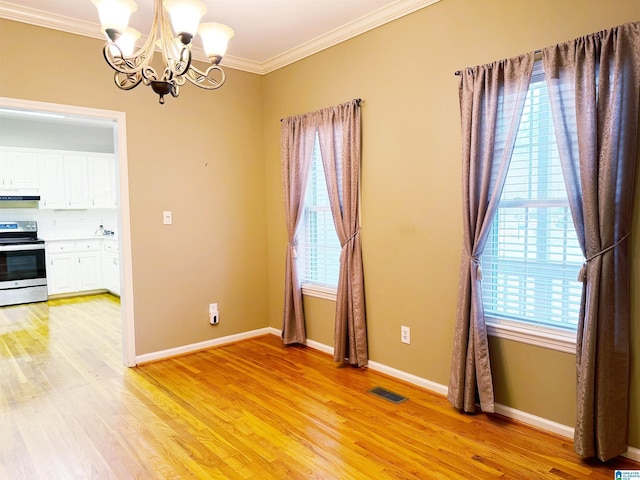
467,251,483,280
288,242,298,259
342,229,360,248
577,232,631,282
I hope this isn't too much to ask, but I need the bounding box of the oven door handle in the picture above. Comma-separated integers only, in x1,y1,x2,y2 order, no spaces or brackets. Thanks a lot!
0,244,45,252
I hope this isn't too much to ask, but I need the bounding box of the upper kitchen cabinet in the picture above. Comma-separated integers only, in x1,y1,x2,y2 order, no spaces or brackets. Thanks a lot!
38,150,116,210
38,152,66,208
88,155,117,208
0,148,39,195
64,154,90,209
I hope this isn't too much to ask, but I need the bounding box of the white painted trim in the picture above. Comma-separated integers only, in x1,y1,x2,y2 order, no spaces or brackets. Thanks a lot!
486,320,577,354
113,112,136,367
305,338,334,355
135,327,273,364
623,445,640,463
368,360,449,396
260,0,442,74
0,0,441,75
0,97,136,367
301,284,337,301
493,403,575,439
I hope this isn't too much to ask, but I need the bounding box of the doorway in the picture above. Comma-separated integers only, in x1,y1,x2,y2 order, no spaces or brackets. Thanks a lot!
0,96,135,366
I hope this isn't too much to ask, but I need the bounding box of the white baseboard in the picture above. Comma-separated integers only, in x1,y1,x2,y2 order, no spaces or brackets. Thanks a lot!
135,327,273,364
492,403,574,439
622,445,640,463
367,359,449,396
142,327,640,461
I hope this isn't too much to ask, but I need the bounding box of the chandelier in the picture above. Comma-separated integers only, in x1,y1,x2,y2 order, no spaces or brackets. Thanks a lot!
92,0,234,104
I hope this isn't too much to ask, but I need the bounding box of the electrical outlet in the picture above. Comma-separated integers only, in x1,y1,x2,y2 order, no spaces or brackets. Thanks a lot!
401,326,411,344
209,303,219,325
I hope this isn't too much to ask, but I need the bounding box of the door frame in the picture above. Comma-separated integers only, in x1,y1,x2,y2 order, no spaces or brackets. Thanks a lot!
0,96,136,366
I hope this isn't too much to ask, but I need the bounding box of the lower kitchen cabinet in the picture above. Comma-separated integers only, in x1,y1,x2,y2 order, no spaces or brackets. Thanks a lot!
76,240,102,291
47,243,77,294
102,239,120,295
46,239,118,296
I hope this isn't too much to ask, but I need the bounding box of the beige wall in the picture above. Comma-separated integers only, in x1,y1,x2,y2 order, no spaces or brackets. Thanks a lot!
262,0,640,449
1,0,639,452
0,20,270,355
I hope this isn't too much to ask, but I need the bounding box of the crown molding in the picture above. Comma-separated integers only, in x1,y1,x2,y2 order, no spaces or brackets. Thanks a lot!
0,0,441,75
259,0,442,74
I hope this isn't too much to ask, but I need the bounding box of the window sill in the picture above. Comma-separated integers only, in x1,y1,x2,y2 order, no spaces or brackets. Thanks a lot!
486,318,576,354
301,284,337,301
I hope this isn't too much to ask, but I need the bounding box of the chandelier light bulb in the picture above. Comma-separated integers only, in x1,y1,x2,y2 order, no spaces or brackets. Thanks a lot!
91,0,138,41
198,22,234,64
114,28,141,56
164,0,207,45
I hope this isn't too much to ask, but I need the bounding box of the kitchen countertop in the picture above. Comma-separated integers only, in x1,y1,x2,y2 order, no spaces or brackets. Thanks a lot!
44,235,118,242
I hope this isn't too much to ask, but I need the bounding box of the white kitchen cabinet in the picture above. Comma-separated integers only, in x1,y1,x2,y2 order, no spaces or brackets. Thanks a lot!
76,240,102,291
64,154,90,209
102,239,120,295
46,241,77,295
0,149,39,194
38,151,116,210
46,240,104,295
88,155,117,208
38,153,67,209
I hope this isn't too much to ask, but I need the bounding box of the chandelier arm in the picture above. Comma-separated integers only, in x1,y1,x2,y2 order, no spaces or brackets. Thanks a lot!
184,64,227,90
103,43,152,76
113,70,143,91
158,2,193,78
101,0,162,78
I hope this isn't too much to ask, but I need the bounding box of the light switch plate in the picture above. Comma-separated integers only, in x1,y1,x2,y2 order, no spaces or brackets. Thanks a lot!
163,211,172,225
401,326,411,344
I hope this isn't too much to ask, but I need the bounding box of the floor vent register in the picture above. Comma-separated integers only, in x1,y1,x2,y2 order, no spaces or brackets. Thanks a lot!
367,386,408,404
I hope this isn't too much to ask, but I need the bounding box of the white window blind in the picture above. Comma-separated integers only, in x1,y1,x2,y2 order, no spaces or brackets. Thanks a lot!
481,63,583,332
298,135,341,288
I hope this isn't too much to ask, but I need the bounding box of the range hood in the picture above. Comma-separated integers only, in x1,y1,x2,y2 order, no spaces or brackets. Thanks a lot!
0,195,41,201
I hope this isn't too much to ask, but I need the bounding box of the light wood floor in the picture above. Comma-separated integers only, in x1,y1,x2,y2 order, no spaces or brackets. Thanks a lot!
1,295,638,479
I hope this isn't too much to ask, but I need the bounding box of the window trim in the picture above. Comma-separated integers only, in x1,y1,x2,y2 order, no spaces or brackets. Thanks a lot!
301,283,337,301
486,315,576,354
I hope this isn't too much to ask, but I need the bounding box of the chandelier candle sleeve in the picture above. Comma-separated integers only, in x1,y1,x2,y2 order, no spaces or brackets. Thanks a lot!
163,0,206,44
92,0,137,41
92,0,234,104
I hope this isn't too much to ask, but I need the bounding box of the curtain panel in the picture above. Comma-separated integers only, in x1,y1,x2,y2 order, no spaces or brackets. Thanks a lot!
542,21,640,461
448,55,534,413
280,116,316,344
280,100,367,366
316,100,368,366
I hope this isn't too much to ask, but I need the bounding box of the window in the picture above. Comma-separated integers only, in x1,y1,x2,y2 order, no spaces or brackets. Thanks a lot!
481,62,583,349
297,134,341,298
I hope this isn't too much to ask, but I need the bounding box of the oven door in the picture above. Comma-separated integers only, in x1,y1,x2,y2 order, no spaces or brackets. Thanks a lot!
0,243,47,287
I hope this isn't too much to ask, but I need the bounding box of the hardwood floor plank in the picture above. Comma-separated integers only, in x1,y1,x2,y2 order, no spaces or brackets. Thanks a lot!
2,294,639,479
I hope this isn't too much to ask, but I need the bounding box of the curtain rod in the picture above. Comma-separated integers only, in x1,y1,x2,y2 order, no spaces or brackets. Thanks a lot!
280,98,362,121
454,49,542,76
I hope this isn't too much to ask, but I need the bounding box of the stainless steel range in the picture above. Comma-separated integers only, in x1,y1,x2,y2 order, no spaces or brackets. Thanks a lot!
0,221,47,307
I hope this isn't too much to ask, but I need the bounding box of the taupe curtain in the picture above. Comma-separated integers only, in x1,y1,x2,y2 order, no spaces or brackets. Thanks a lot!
448,55,534,413
542,21,640,461
281,100,367,363
316,100,367,366
281,116,316,344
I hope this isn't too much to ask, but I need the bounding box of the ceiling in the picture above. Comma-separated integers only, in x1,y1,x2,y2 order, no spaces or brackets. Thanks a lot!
0,0,440,74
